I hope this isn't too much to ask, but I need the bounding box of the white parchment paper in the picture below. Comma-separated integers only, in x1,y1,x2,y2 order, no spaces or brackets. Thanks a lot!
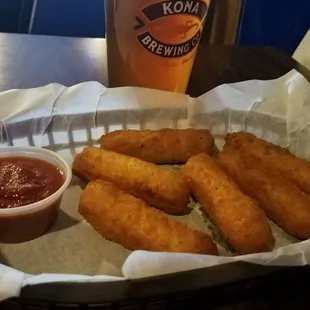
0,69,310,299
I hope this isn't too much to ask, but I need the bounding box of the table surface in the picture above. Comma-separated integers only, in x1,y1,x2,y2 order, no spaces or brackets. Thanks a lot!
0,32,309,97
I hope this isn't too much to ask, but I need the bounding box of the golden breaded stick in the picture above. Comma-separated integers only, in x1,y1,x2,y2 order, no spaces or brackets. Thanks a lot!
180,153,273,254
99,129,214,164
226,132,310,195
218,147,310,240
79,180,218,255
72,147,190,214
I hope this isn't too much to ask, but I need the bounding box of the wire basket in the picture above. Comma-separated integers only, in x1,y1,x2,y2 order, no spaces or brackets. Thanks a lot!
2,265,310,309
0,98,306,309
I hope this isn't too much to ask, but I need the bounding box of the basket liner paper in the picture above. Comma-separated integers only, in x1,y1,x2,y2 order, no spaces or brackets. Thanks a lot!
0,69,310,298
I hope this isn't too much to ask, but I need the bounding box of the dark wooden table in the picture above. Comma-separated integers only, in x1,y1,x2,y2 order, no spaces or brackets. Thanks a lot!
0,32,309,97
1,32,310,310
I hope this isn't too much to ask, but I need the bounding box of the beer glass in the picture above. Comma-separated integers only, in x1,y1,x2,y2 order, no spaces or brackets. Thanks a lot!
106,0,211,93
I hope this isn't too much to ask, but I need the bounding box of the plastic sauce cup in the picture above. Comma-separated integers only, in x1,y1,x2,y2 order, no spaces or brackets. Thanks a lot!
0,147,72,243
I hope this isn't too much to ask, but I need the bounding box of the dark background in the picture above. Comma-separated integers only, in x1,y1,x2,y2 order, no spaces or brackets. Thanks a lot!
0,0,309,55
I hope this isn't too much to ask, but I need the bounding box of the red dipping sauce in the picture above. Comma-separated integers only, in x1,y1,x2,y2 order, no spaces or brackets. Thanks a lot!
0,149,71,244
0,157,64,209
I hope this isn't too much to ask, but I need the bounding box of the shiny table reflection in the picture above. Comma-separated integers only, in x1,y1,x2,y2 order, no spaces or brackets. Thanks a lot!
0,32,308,97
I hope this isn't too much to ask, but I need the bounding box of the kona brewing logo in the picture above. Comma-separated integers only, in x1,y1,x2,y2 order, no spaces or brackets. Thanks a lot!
135,1,208,58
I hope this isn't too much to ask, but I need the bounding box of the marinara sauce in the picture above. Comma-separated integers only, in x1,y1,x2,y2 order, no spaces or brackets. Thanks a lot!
0,157,64,208
0,156,65,243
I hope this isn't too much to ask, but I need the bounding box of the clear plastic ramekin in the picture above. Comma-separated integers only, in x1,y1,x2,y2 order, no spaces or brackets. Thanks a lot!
0,147,72,243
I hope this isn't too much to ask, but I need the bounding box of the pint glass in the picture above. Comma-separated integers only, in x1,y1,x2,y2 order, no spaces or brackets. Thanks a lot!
106,0,211,93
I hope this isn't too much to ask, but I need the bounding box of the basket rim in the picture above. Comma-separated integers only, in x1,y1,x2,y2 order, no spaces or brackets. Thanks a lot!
19,262,293,304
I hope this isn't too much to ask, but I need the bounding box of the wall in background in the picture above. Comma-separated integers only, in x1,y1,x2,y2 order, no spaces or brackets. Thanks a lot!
0,0,33,33
238,0,310,55
0,0,309,56
30,0,105,37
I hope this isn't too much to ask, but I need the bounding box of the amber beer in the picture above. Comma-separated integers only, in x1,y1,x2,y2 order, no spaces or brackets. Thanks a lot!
106,0,211,93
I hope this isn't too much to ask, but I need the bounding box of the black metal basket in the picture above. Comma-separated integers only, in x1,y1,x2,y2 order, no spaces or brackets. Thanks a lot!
2,88,310,309
2,262,310,310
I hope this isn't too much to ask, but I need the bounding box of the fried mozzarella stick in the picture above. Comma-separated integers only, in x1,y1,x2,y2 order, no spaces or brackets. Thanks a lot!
180,153,273,254
99,129,215,164
226,132,310,195
218,147,310,240
79,180,218,255
72,147,190,214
